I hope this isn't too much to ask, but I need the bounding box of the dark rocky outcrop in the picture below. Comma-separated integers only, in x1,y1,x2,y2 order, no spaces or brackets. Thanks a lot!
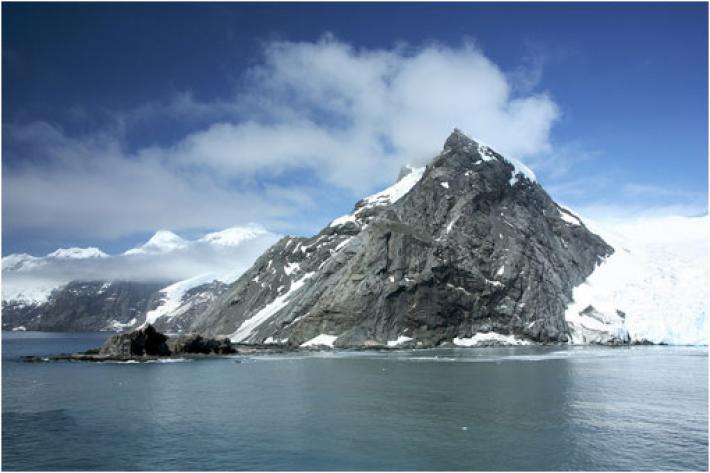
98,325,236,358
99,325,171,357
20,326,238,362
166,334,234,355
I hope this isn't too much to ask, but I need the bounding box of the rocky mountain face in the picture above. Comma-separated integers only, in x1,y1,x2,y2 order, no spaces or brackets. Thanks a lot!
148,280,230,333
157,130,612,347
2,281,167,332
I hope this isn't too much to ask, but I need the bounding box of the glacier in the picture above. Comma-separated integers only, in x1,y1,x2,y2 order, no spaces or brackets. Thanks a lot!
565,214,708,346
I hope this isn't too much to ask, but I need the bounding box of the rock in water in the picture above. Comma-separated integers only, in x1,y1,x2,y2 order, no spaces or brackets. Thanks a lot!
99,325,170,357
165,130,613,347
166,334,235,355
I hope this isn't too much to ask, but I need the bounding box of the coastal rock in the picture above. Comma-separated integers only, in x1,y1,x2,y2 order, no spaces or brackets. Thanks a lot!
166,334,235,354
99,325,170,357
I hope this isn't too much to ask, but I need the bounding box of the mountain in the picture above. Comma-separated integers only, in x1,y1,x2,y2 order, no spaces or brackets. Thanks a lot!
2,281,166,332
123,230,188,255
4,131,706,345
2,225,279,332
153,130,620,347
47,247,109,259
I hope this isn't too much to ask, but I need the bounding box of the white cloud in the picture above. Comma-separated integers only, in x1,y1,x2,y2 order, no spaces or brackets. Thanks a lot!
4,36,560,240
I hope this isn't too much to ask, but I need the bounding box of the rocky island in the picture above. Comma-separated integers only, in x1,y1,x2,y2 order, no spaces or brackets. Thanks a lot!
21,325,239,362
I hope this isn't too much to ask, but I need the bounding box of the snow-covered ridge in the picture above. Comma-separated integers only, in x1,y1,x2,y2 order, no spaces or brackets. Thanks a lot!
360,165,427,209
476,142,536,186
199,224,269,247
47,247,108,259
565,214,708,346
330,165,426,227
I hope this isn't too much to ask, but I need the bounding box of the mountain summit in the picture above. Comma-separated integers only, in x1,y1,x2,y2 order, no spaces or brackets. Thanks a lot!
161,130,612,347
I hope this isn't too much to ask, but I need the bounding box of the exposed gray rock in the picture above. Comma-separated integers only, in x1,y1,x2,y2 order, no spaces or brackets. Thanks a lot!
166,334,235,354
161,130,613,347
151,281,230,333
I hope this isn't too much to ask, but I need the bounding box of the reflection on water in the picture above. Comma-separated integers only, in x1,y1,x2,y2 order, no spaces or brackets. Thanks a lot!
3,332,708,471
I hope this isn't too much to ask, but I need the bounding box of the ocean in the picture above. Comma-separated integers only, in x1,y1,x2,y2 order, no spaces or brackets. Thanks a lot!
2,332,707,471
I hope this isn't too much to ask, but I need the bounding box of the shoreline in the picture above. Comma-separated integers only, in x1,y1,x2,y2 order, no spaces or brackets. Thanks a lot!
16,339,692,364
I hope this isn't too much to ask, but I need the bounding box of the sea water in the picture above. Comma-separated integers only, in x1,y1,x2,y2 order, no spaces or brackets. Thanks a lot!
2,332,707,470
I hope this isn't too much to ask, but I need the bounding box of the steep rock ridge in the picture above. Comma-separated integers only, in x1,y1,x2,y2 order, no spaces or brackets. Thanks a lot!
2,281,168,332
176,130,612,347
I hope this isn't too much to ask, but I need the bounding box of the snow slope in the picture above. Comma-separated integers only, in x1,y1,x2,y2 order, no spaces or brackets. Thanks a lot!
47,247,108,259
329,165,426,227
123,230,188,255
566,214,708,345
199,224,269,247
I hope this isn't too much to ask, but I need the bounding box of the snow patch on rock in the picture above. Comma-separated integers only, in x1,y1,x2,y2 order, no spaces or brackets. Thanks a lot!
387,335,413,347
358,165,426,211
231,272,315,342
300,334,338,348
329,214,358,228
453,332,531,346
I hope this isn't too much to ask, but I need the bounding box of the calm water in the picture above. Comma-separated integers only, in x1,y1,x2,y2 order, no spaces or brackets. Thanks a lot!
2,332,708,471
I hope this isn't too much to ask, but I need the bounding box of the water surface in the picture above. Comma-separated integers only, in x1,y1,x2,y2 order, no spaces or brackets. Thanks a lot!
3,332,707,470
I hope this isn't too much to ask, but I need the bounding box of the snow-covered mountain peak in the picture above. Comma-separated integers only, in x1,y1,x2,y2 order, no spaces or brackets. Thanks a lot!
124,230,188,255
199,224,269,247
47,247,108,259
443,128,536,185
146,230,186,247
2,253,43,271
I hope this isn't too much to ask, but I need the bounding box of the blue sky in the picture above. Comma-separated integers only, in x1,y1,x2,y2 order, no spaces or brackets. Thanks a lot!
3,2,708,256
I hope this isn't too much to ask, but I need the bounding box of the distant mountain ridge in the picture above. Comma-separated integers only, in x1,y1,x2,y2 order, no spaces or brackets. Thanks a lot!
2,224,278,332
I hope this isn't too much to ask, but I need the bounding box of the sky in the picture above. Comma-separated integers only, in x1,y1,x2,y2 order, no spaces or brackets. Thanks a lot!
3,2,708,258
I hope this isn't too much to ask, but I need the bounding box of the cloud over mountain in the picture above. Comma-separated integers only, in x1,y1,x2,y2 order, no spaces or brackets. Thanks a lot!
3,37,558,241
